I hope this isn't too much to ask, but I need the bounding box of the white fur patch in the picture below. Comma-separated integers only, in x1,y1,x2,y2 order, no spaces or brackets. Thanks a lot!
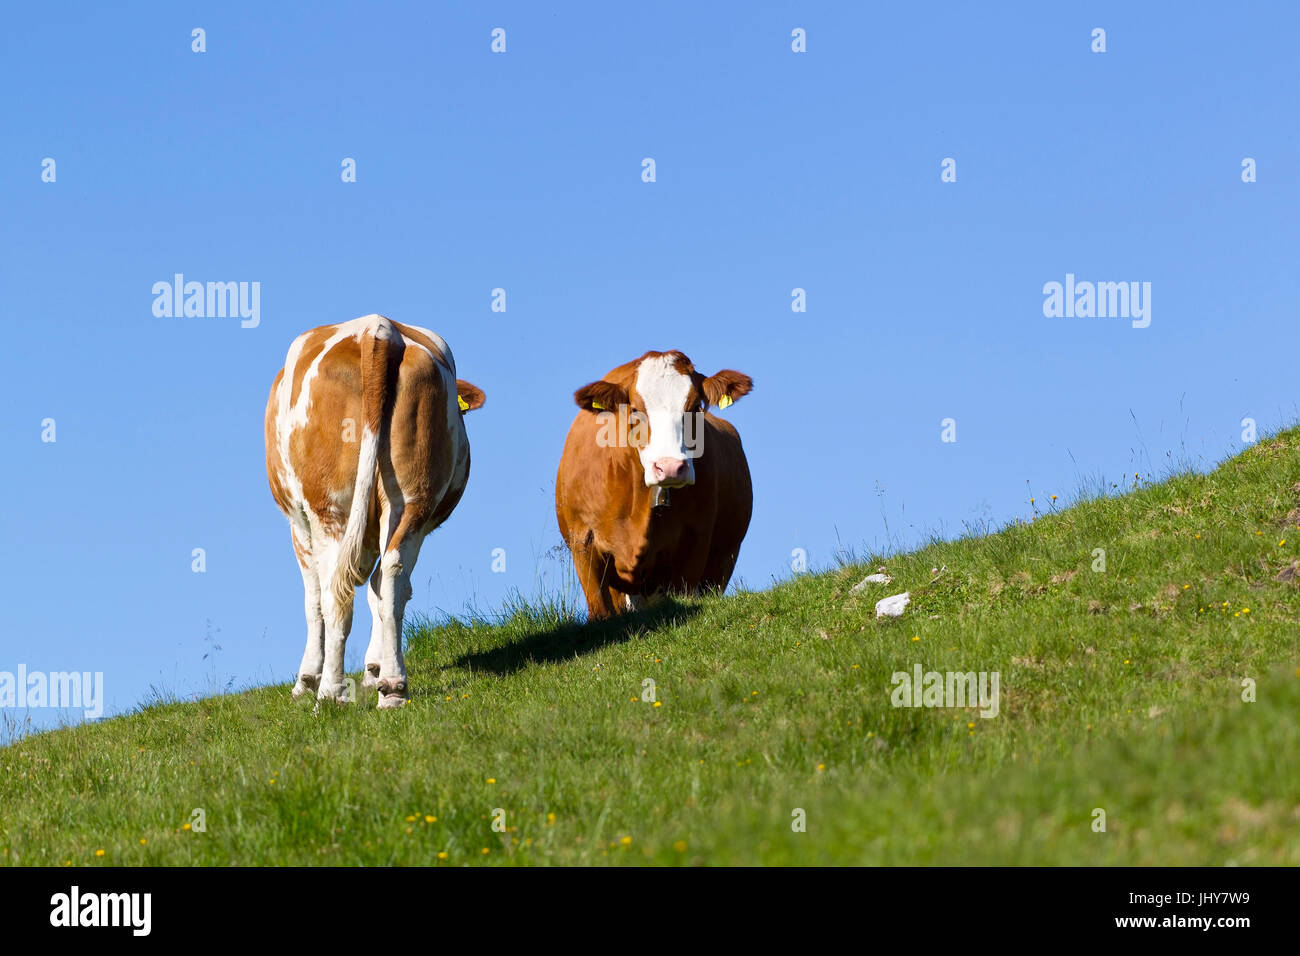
634,354,695,486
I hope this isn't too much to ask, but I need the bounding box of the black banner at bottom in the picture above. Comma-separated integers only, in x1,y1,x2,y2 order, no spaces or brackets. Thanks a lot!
0,865,1283,942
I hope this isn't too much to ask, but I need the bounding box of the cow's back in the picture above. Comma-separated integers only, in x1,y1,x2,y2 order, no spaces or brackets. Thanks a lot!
265,316,468,546
265,322,371,536
388,321,470,533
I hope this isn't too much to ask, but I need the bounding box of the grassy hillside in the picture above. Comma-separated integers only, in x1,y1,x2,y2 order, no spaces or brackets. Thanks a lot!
4,432,1300,866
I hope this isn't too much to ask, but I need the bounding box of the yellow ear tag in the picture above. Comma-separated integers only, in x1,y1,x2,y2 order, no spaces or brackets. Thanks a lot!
591,400,605,410
458,396,470,411
717,395,734,409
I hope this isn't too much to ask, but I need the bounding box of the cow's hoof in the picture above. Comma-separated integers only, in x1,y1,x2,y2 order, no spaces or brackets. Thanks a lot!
361,663,381,690
292,674,321,698
316,682,352,705
377,677,407,710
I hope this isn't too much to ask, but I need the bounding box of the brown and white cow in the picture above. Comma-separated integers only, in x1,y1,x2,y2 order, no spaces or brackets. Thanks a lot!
264,314,484,708
556,350,753,619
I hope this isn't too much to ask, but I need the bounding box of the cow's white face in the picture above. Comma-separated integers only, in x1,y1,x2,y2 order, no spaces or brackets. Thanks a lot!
634,354,697,488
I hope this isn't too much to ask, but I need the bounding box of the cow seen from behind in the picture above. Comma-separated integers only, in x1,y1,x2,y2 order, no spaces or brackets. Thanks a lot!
265,314,485,708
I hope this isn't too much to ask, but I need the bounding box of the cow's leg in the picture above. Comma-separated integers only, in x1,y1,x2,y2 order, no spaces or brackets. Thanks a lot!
363,494,403,690
573,546,618,621
373,515,427,709
316,546,357,704
362,565,383,689
290,526,325,698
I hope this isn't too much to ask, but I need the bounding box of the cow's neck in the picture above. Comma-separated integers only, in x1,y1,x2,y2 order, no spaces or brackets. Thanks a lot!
613,444,668,531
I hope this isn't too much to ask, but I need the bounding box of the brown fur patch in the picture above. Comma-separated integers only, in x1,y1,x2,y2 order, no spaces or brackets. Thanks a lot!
288,325,338,410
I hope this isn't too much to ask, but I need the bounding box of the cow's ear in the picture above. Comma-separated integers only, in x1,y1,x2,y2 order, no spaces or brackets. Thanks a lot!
456,380,485,412
702,370,753,409
574,380,629,413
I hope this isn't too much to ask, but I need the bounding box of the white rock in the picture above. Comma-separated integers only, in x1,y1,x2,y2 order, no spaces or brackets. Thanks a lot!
875,592,910,618
851,573,893,592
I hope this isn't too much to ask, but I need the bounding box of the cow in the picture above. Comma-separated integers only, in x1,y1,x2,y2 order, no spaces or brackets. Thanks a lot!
555,350,753,620
264,314,484,708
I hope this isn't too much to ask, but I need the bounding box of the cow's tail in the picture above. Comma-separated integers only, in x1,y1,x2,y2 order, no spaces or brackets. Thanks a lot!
331,316,397,612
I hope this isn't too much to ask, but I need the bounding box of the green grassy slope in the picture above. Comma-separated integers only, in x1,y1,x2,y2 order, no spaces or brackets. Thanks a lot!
4,433,1300,866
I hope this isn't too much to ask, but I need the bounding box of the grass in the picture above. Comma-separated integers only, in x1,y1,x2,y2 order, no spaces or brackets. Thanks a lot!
4,431,1300,866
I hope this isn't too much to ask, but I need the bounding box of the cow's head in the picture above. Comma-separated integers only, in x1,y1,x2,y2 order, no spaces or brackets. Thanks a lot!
574,351,752,489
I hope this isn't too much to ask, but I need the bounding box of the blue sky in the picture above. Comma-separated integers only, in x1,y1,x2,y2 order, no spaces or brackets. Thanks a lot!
2,2,1296,731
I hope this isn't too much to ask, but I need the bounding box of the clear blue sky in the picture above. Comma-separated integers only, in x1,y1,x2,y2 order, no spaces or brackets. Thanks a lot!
2,2,1296,731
